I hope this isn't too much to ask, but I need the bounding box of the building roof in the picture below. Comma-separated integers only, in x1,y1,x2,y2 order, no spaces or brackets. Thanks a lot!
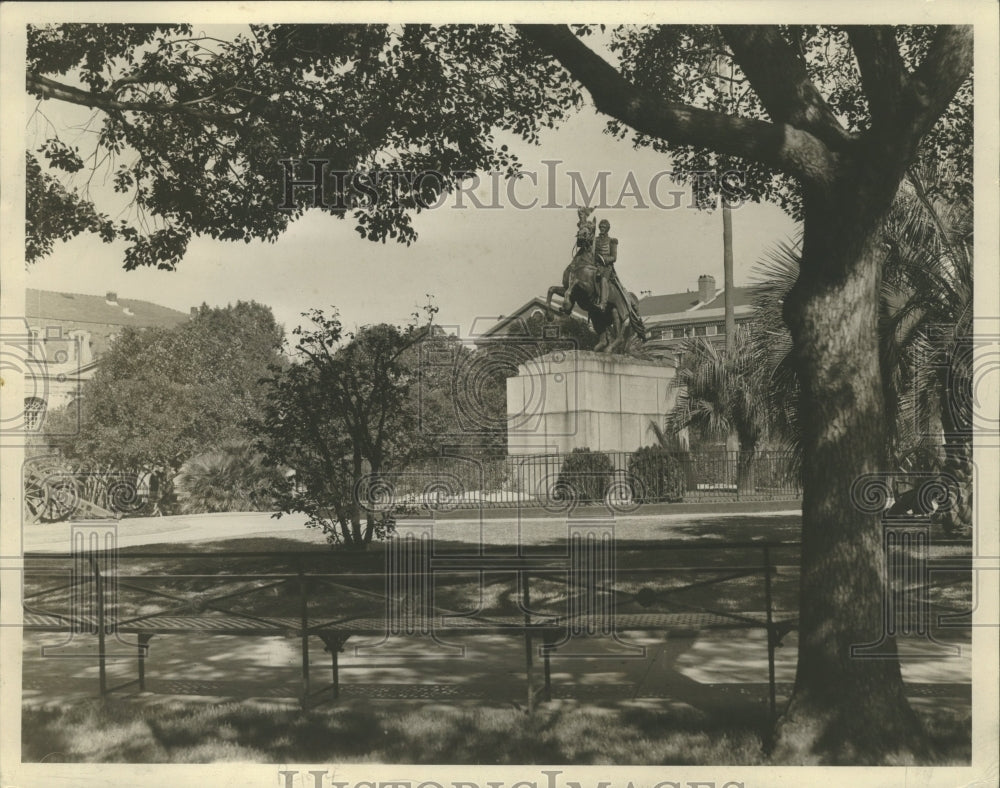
25,289,190,328
476,296,587,339
638,286,754,319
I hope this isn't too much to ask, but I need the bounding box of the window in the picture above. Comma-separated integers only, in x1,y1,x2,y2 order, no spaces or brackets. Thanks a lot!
24,397,45,431
694,325,707,336
672,328,686,339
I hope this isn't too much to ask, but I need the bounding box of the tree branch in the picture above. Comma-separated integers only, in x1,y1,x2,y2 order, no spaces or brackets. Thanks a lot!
904,26,973,139
721,26,853,150
846,27,906,128
27,73,242,123
517,24,839,184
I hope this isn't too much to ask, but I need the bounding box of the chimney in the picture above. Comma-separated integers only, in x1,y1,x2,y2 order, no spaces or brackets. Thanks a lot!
697,275,716,303
105,291,118,304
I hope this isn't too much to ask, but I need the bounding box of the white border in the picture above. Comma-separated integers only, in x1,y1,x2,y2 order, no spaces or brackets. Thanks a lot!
1,3,996,787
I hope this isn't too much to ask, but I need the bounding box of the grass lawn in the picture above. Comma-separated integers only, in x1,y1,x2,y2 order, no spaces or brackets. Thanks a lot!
21,695,970,764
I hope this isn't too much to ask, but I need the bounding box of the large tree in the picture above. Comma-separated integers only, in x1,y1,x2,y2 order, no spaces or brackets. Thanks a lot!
24,22,974,762
46,300,285,508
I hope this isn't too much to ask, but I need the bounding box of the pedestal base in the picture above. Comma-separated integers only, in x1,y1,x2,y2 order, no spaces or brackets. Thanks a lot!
506,350,676,455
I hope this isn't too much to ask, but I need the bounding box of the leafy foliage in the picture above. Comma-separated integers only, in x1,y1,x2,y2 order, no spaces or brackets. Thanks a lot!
410,309,596,456
880,166,973,534
608,25,971,214
750,163,972,470
747,235,804,456
747,161,972,531
555,447,614,504
256,308,433,546
608,26,798,215
26,23,580,266
174,440,287,514
627,446,685,503
47,301,285,491
26,153,116,261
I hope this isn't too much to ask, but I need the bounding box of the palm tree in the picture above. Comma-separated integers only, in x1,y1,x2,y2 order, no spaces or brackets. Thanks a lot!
748,234,803,460
665,325,772,492
881,166,973,534
749,163,972,533
174,440,287,514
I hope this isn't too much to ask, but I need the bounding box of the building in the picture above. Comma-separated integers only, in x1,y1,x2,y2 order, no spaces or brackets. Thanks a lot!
637,274,755,359
22,289,190,429
471,296,588,346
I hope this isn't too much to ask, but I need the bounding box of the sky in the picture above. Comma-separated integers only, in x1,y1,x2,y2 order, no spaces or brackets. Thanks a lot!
23,37,800,342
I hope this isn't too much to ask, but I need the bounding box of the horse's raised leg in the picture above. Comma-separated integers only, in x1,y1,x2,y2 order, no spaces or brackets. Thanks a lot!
559,277,578,316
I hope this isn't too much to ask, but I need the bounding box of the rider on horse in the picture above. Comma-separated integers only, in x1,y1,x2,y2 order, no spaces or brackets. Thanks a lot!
553,211,647,352
594,219,619,312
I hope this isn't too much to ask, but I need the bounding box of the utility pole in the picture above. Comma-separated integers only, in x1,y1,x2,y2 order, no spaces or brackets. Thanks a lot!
722,196,736,353
718,54,737,354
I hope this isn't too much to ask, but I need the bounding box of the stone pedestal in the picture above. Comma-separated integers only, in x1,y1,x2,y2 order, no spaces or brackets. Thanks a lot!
506,350,676,455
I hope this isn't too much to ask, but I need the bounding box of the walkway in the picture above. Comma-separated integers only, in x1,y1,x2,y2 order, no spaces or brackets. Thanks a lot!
22,626,970,717
20,508,803,553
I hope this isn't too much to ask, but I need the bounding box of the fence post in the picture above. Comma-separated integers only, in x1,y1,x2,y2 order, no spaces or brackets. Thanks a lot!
44,522,133,689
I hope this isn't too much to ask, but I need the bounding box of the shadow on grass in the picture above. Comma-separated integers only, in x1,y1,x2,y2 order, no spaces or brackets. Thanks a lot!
22,694,969,765
22,698,766,764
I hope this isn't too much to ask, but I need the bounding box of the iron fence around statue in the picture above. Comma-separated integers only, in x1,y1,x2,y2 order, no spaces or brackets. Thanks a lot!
387,450,801,511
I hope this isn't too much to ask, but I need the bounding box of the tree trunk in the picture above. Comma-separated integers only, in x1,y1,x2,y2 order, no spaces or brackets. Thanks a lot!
363,459,382,544
736,445,755,494
775,182,927,763
349,447,364,546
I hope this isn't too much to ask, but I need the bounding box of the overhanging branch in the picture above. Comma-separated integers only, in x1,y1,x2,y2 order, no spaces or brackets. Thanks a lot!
721,26,853,150
27,72,242,123
905,26,973,139
517,24,839,184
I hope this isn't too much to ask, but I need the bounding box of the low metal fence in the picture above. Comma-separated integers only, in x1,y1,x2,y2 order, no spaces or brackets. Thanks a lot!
22,533,971,712
21,537,805,714
388,450,801,510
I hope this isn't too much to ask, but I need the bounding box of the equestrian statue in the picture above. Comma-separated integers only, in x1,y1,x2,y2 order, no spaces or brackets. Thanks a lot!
546,209,647,354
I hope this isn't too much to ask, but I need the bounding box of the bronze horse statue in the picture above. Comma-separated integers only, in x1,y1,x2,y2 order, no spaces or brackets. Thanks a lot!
546,234,646,353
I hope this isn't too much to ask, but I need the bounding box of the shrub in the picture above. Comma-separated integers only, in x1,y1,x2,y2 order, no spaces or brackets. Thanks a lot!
627,446,686,503
175,441,287,514
555,447,614,504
